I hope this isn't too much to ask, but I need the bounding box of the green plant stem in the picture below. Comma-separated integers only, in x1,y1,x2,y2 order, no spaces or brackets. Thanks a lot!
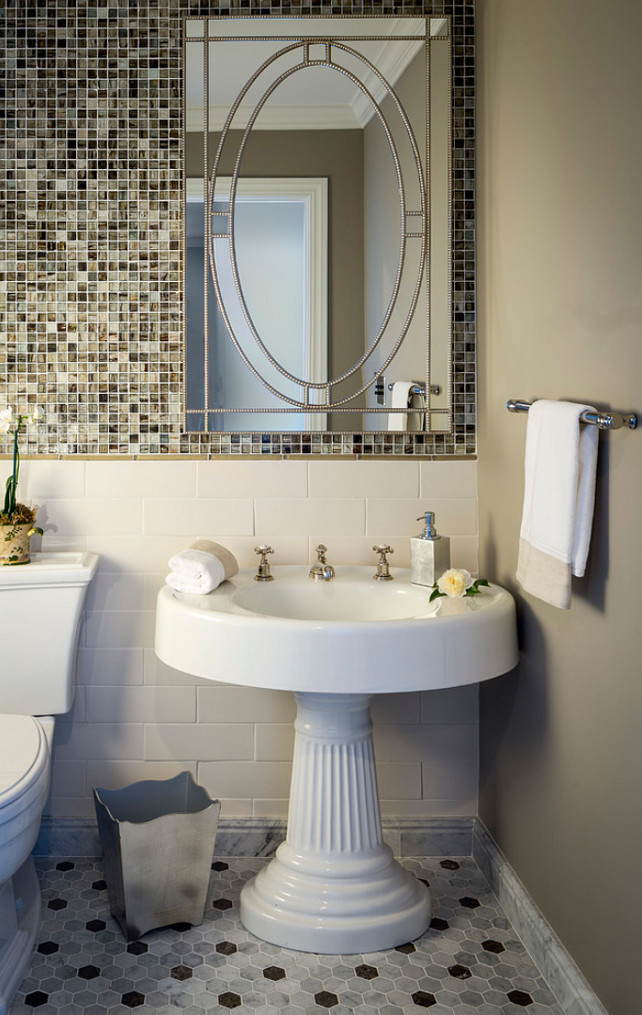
3,422,21,518
3,478,11,517
11,427,19,514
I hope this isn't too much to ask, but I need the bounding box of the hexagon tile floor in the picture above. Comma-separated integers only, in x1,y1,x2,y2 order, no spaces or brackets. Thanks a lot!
10,856,566,1015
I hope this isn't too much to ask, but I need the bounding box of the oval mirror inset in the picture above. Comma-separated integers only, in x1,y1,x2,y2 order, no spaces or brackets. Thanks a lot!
229,65,403,392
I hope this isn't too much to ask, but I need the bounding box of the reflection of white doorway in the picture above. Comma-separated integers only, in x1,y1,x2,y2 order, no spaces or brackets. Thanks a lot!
186,177,327,431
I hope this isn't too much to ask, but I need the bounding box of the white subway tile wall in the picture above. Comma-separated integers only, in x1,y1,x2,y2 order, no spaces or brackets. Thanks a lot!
21,458,478,820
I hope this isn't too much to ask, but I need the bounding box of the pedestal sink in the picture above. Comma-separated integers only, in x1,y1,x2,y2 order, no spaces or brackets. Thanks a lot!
155,566,518,954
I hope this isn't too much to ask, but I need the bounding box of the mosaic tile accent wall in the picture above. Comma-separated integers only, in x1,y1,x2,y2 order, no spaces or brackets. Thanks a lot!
0,0,475,458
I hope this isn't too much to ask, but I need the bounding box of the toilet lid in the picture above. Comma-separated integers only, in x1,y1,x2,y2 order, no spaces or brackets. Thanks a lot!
0,715,49,806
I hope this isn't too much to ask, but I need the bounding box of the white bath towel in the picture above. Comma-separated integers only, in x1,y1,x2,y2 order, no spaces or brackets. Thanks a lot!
166,539,239,595
516,400,599,609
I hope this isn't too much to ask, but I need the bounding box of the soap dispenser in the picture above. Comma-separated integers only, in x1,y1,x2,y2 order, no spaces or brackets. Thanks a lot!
410,511,450,587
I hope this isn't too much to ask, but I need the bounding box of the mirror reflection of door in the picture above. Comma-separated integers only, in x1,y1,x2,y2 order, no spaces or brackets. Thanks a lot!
186,178,328,431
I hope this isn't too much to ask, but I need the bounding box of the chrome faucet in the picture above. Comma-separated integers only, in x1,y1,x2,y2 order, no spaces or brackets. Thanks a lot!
254,545,275,582
372,544,394,581
309,544,335,582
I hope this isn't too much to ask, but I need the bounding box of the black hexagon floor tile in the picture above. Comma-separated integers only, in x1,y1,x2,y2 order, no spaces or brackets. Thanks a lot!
9,856,566,1014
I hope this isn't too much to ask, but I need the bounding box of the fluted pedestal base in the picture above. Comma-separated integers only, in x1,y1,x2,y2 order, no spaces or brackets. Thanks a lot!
240,693,430,954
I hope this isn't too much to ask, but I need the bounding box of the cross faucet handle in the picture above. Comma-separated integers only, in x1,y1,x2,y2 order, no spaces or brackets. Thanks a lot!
314,544,328,562
373,544,393,559
254,545,275,582
372,544,394,581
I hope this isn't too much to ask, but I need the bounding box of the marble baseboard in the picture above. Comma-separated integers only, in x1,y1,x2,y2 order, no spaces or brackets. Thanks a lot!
34,815,473,860
472,820,608,1015
35,817,102,859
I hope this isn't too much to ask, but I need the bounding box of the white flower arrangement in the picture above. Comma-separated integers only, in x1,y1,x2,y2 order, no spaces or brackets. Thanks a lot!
429,568,489,602
1,405,43,526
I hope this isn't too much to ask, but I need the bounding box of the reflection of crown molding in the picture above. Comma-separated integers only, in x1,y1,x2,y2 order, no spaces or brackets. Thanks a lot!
350,39,423,127
186,104,362,132
185,36,422,132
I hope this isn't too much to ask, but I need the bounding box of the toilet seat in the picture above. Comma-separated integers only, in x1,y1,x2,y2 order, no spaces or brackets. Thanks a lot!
0,715,50,823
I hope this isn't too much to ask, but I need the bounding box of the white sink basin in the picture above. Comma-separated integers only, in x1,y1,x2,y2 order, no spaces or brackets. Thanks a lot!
155,565,518,695
234,577,432,621
155,564,518,956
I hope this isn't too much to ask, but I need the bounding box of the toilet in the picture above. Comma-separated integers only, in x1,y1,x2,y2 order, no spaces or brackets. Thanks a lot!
0,551,98,1015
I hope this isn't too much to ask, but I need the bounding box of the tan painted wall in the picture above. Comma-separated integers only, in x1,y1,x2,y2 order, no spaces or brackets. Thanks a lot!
476,2,642,1012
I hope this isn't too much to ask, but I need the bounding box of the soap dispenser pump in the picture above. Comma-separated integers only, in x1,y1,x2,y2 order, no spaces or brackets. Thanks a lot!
410,511,451,587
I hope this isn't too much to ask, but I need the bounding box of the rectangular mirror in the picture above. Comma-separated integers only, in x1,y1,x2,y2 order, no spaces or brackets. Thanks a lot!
184,16,451,434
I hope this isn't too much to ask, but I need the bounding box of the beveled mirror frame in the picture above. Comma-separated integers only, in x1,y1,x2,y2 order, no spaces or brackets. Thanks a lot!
179,1,475,458
185,15,442,434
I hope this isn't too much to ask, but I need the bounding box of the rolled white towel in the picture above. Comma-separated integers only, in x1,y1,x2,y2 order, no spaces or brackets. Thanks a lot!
166,540,239,595
165,551,224,594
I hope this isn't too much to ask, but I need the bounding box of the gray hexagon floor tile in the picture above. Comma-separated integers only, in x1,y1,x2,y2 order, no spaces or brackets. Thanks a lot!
10,857,566,1014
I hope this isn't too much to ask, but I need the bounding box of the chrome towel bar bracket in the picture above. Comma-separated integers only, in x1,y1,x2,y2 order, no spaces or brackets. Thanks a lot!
506,399,637,431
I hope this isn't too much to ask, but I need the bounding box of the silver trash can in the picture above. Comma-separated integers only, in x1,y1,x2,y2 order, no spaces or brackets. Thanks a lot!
93,771,220,941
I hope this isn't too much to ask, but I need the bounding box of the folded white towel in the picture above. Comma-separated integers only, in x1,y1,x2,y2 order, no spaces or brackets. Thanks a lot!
516,400,599,609
166,539,239,595
388,381,414,431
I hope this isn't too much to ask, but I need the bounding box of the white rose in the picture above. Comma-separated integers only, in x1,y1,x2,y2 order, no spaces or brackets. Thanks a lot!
437,568,473,598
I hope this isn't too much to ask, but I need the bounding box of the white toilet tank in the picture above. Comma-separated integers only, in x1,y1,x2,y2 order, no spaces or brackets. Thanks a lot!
0,552,98,715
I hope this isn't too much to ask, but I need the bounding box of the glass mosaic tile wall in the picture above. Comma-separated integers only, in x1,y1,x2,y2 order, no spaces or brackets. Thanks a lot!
0,1,475,458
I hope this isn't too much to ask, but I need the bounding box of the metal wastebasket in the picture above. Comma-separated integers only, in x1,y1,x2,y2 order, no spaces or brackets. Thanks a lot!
93,771,220,941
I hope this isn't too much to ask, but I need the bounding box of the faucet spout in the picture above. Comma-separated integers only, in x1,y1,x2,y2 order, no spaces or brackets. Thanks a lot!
309,544,335,582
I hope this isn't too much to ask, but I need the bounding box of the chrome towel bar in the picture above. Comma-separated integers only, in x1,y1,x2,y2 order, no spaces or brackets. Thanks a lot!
506,399,637,431
387,382,442,397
